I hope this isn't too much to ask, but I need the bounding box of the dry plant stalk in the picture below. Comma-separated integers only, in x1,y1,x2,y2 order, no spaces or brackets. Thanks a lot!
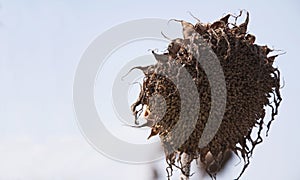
131,11,282,179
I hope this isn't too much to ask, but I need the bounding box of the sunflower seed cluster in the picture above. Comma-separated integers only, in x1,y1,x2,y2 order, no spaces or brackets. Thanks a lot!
131,11,282,179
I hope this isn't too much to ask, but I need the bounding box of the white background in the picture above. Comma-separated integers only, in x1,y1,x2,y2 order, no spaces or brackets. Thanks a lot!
0,0,299,179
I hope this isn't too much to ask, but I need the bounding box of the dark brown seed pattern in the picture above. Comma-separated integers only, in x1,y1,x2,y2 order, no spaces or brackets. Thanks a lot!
131,11,282,180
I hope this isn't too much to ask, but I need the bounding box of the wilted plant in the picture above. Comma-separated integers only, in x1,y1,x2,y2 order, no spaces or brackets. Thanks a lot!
131,11,282,179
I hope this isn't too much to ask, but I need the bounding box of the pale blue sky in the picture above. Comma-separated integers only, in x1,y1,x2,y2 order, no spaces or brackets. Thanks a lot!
1,0,300,179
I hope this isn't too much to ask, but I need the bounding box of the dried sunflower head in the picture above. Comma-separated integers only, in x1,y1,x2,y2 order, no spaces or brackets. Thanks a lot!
131,11,282,179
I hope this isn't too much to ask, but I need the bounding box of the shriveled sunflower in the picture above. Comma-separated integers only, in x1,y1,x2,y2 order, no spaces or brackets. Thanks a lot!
131,11,282,179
